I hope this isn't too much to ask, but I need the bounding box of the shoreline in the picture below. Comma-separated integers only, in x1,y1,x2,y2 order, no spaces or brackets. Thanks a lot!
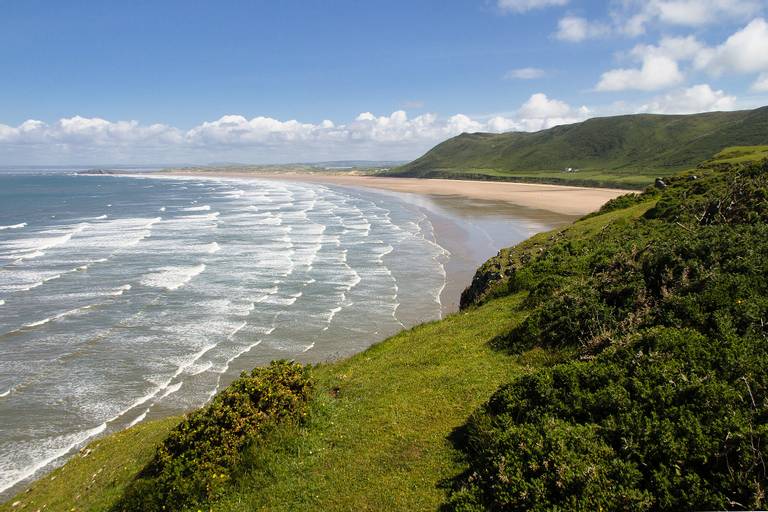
144,171,580,316
156,170,635,217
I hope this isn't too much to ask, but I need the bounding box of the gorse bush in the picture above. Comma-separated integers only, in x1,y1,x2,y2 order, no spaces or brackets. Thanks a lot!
113,361,313,512
449,327,768,511
448,159,768,511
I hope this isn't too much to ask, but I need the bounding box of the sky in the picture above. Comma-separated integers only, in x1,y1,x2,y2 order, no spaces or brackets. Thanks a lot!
1,0,767,165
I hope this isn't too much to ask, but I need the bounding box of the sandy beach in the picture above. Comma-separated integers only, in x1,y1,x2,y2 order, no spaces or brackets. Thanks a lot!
160,171,635,217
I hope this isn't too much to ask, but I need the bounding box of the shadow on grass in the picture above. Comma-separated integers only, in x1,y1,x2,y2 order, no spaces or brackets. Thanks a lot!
436,422,476,512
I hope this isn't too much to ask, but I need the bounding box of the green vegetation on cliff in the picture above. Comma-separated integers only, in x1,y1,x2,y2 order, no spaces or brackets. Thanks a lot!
450,150,768,510
3,147,768,512
386,108,768,188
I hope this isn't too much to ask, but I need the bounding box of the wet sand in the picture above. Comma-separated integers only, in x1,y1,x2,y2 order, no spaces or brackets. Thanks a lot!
370,191,576,313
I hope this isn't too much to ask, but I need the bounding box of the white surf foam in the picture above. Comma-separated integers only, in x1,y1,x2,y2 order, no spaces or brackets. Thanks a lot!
158,382,183,400
181,205,211,211
262,296,299,306
22,303,98,329
3,223,90,262
0,422,108,495
202,242,221,254
127,410,149,427
0,223,27,231
228,321,247,339
179,212,220,222
188,361,213,376
11,250,45,263
109,284,132,296
140,264,206,291
322,305,344,332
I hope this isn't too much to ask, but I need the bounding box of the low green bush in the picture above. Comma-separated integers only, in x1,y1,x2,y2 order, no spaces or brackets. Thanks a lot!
449,327,768,511
447,160,768,511
113,361,313,512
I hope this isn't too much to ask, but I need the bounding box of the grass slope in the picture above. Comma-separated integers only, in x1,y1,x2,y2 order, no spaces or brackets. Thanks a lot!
386,107,768,188
3,292,552,511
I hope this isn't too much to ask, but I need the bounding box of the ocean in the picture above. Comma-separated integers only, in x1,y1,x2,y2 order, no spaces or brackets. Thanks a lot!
0,171,566,497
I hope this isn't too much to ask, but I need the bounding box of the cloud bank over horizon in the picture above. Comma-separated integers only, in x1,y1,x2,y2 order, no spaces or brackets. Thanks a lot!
0,86,752,165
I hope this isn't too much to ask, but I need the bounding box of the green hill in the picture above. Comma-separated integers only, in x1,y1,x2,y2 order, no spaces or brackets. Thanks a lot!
3,148,768,511
386,107,768,188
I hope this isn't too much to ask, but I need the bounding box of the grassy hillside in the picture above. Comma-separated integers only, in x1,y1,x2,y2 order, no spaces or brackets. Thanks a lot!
1,293,545,512
3,147,767,511
386,107,768,188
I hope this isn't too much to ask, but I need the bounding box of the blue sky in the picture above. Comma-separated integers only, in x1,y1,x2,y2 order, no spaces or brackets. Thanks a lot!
1,0,767,164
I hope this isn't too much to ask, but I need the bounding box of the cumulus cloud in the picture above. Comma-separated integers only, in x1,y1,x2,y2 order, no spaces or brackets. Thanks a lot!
615,0,763,35
497,0,568,13
631,35,704,61
514,93,591,131
596,20,768,93
596,55,684,91
504,67,546,80
555,16,611,42
640,84,737,114
555,1,762,41
0,116,182,147
0,95,597,163
518,93,571,117
694,18,768,75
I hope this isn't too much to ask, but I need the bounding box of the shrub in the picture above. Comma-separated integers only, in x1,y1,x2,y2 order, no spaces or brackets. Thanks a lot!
449,328,768,511
114,361,313,512
447,160,768,511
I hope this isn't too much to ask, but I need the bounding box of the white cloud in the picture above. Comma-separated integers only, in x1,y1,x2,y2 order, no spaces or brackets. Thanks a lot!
0,95,596,163
640,84,737,114
518,93,571,117
614,0,763,35
0,116,182,147
513,93,590,131
597,21,768,93
486,116,521,132
504,67,546,79
555,16,610,42
596,55,684,91
694,18,768,75
631,35,704,61
497,0,568,13
752,72,768,91
561,1,763,40
652,0,761,26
